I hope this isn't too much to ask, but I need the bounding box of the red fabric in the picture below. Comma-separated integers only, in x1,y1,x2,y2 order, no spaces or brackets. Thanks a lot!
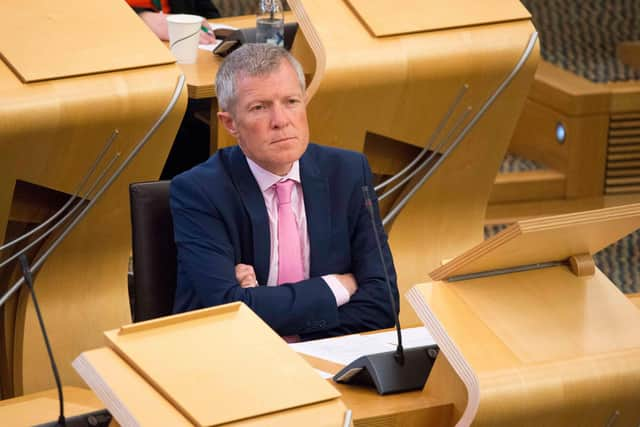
126,0,171,13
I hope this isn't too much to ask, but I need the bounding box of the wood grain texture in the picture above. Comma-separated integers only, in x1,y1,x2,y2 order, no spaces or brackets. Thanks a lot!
618,41,640,70
104,303,340,426
630,292,640,309
489,169,565,203
432,203,640,280
416,205,640,424
74,340,451,427
344,0,530,37
504,59,640,208
0,0,173,82
74,345,348,427
286,0,539,327
0,386,104,427
0,3,187,397
409,224,640,427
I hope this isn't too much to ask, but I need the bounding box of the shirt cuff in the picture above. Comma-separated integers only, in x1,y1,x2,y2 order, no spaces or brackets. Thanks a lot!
322,274,351,307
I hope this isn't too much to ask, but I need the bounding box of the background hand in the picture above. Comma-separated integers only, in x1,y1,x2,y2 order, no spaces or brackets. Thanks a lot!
199,24,216,44
139,11,170,41
138,12,215,44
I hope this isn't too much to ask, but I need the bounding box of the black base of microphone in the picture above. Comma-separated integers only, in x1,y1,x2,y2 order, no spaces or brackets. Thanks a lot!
34,409,112,427
333,345,439,395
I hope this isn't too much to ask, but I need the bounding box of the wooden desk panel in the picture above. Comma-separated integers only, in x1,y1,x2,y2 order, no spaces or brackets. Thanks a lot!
1,52,186,396
0,387,104,427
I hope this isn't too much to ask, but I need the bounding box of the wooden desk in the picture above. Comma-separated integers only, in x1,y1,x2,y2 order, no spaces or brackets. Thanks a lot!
11,291,640,427
618,41,640,70
0,387,105,427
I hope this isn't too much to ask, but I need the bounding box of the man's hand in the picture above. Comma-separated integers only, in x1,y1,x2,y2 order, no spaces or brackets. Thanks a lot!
138,12,216,44
335,273,358,296
235,264,258,288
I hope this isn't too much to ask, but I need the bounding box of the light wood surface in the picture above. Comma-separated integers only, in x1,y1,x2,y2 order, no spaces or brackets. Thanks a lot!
12,291,640,426
630,292,640,309
344,0,530,37
489,169,565,203
507,68,611,200
409,269,640,426
285,0,539,327
0,386,104,427
432,203,640,280
75,346,349,427
0,2,186,397
302,352,452,427
75,333,451,427
408,205,640,426
0,0,173,82
618,41,640,70
486,192,640,224
102,303,339,426
502,57,640,210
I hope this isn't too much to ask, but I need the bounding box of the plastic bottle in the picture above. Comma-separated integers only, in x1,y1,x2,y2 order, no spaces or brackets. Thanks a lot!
256,0,285,47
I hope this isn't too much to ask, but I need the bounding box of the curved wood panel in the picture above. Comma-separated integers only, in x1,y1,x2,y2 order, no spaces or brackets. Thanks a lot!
409,268,640,426
0,61,187,395
289,0,539,326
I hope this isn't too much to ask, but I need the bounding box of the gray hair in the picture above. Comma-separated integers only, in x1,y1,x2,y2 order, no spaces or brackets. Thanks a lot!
215,43,306,113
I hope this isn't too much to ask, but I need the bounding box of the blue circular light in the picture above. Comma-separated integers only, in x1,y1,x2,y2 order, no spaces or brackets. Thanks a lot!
555,122,566,144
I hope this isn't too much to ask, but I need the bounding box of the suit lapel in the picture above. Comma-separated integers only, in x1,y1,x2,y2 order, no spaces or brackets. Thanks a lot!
300,150,331,277
229,148,271,285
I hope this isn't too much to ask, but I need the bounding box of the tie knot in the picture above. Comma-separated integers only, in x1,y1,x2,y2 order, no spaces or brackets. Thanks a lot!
275,179,295,205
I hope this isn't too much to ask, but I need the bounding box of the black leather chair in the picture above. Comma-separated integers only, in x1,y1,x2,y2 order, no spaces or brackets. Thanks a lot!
129,181,176,322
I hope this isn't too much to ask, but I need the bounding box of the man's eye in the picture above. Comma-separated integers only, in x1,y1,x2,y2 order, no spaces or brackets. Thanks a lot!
287,98,301,105
250,104,265,111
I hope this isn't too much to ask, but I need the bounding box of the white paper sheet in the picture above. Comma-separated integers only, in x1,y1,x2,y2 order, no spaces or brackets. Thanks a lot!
198,40,222,52
290,327,436,366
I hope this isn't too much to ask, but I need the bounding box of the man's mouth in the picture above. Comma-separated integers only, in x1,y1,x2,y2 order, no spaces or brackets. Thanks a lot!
271,137,296,144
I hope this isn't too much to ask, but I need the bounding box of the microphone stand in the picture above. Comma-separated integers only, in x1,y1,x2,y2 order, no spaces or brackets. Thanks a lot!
0,75,185,425
333,187,439,395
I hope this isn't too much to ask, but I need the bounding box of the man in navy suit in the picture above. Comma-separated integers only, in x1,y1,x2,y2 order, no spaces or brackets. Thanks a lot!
170,43,398,340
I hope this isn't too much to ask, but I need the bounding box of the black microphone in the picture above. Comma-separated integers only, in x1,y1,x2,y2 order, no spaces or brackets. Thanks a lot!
362,186,405,365
19,255,112,427
18,254,66,426
332,186,439,395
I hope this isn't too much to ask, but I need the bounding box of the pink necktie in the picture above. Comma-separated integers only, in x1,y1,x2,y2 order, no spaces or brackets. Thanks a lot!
275,180,304,285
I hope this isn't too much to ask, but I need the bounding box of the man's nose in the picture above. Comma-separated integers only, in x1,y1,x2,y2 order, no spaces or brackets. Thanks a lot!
270,103,290,129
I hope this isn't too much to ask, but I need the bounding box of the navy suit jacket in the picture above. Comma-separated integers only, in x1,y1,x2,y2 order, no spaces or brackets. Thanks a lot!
170,143,398,339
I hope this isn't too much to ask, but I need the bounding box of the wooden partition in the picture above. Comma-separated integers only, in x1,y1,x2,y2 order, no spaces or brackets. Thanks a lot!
0,0,186,396
408,204,640,425
282,0,539,326
497,61,640,203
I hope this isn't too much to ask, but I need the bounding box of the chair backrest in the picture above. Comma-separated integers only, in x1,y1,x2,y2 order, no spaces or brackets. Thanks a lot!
129,180,176,322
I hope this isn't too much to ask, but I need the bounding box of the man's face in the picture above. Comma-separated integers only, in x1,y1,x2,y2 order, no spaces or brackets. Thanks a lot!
218,60,309,176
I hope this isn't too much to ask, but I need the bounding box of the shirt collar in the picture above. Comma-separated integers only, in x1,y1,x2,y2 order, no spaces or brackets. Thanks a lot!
246,158,301,192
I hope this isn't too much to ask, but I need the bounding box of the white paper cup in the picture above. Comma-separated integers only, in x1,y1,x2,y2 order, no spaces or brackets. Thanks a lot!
166,14,202,64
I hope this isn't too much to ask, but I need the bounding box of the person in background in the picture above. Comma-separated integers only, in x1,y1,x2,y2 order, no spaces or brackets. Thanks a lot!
126,0,222,178
170,44,399,341
127,0,220,44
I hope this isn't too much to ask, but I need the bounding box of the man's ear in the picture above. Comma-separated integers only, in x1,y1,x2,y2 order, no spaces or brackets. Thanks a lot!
217,111,238,137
